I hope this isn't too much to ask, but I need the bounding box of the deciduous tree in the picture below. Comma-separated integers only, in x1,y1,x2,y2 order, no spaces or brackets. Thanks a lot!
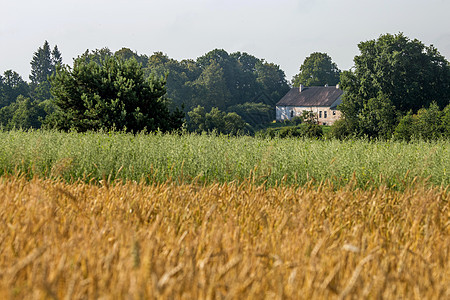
292,52,340,87
338,33,450,138
187,105,247,135
0,70,29,108
47,55,183,132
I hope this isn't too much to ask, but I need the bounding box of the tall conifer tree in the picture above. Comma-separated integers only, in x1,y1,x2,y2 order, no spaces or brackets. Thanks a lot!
51,45,63,72
30,41,53,85
29,41,63,101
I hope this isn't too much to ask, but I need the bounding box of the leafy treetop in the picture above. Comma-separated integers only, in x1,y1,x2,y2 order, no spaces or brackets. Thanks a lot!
292,52,341,87
48,54,183,132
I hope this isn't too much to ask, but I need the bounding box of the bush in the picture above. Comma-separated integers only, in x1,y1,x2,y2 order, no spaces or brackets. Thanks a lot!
393,112,415,141
256,123,323,139
301,123,323,138
394,103,449,141
328,119,352,139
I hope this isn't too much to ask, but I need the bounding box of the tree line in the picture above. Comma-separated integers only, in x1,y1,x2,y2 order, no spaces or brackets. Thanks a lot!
1,33,449,139
0,43,290,133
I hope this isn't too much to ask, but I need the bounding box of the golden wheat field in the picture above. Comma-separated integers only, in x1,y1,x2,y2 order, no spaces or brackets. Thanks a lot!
0,176,448,299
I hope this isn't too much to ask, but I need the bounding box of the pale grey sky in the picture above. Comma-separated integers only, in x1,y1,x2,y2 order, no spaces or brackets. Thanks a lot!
1,0,449,82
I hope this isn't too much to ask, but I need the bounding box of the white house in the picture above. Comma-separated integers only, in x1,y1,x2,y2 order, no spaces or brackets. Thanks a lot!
276,84,343,125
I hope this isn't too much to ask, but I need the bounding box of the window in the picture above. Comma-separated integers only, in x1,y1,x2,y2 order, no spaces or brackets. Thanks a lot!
333,110,336,116
319,111,322,118
290,110,294,118
324,111,327,118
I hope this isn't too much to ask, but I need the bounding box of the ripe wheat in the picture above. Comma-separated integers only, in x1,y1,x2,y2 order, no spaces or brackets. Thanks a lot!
0,176,448,299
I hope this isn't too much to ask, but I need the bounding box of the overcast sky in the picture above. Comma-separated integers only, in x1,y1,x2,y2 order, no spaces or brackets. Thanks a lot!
1,0,449,82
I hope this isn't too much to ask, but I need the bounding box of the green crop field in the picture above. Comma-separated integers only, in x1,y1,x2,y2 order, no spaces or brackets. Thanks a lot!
0,129,448,188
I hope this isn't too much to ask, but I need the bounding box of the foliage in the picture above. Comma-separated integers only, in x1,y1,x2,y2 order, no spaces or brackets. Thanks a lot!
338,33,450,138
254,60,290,104
47,55,183,132
29,41,63,101
443,104,450,133
227,102,273,128
256,111,323,138
77,47,114,65
187,105,248,135
393,102,450,141
257,123,323,139
301,123,324,138
1,47,290,133
0,96,48,129
0,70,30,108
356,95,398,139
190,61,232,110
29,41,53,85
51,45,63,69
292,52,341,87
299,110,319,125
327,118,352,140
146,49,290,112
146,52,200,111
115,47,149,68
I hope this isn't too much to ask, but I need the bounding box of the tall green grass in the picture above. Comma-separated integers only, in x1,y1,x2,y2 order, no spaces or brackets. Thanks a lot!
0,129,448,188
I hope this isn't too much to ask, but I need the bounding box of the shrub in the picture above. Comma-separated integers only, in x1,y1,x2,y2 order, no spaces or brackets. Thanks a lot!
328,118,352,139
394,102,449,141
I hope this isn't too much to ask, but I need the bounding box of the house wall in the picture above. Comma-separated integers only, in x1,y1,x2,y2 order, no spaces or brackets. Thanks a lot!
276,106,341,125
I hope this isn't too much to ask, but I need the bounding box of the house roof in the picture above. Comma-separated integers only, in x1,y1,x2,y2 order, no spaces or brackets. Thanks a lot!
276,86,343,108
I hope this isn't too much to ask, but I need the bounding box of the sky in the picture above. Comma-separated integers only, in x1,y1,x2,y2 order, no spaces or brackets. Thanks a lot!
1,0,450,82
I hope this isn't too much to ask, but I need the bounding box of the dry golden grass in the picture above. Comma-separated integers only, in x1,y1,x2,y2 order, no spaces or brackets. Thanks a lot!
0,176,448,299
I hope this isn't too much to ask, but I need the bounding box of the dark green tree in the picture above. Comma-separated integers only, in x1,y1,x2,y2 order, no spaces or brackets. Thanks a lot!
0,70,30,108
190,61,231,111
443,105,450,135
146,52,200,111
292,52,341,87
414,103,445,140
29,41,63,101
338,33,450,138
0,75,4,105
227,102,273,128
196,49,242,105
393,102,449,140
230,52,260,103
143,49,289,117
115,48,149,68
51,45,63,72
255,61,290,105
357,95,398,139
0,95,47,129
30,41,52,85
197,49,289,107
223,112,248,135
78,48,114,65
187,105,247,135
47,55,183,132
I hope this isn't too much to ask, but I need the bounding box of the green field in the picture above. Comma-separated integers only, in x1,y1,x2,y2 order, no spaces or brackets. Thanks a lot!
0,129,448,188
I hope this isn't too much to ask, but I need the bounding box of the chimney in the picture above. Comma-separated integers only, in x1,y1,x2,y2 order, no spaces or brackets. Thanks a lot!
299,84,304,92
